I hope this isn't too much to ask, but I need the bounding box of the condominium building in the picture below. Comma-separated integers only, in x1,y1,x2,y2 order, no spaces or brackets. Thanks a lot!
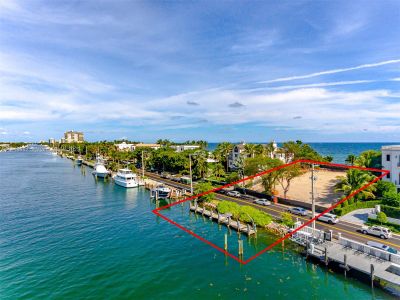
381,145,400,190
63,131,84,143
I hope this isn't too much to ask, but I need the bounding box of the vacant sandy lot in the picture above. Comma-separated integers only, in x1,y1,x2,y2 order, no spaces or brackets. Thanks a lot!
253,169,346,207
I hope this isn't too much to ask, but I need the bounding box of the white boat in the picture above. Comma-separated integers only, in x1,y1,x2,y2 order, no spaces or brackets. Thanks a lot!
92,156,110,178
150,185,171,199
113,169,139,188
75,155,83,165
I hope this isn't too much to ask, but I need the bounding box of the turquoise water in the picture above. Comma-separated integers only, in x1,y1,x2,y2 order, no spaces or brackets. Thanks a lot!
0,149,394,299
208,142,395,163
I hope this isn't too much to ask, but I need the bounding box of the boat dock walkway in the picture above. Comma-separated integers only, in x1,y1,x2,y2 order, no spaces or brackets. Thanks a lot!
189,204,256,236
315,241,400,285
291,223,400,288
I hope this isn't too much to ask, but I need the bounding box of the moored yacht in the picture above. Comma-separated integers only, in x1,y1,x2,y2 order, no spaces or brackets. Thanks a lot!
92,156,110,178
75,155,83,165
113,169,139,188
150,185,171,199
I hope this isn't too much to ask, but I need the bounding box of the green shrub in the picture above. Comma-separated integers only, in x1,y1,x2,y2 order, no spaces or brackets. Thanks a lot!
374,180,397,198
217,201,241,219
376,211,388,224
216,201,272,227
381,205,400,219
280,212,294,227
381,190,400,207
333,200,381,216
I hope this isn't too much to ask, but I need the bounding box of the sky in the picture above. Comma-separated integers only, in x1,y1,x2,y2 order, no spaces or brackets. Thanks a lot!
0,0,400,143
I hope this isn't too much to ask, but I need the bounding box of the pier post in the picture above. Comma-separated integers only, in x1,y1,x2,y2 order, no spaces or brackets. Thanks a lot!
370,264,375,288
155,190,159,201
247,223,250,235
344,254,348,277
324,247,328,266
238,240,243,257
218,212,220,223
237,220,241,232
224,233,228,251
227,217,231,228
329,230,333,241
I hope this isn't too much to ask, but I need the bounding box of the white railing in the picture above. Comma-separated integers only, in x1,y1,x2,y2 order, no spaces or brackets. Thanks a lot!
339,236,400,263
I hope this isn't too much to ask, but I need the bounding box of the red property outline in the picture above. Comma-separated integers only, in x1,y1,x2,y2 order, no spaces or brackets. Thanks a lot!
152,159,389,264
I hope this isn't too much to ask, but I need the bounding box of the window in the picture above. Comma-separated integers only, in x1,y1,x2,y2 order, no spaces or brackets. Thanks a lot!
387,172,391,179
387,154,391,161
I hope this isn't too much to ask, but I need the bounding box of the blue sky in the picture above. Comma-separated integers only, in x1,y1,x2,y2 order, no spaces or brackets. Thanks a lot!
0,0,400,142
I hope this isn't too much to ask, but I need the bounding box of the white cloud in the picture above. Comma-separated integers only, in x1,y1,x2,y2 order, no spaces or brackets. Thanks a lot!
259,59,400,83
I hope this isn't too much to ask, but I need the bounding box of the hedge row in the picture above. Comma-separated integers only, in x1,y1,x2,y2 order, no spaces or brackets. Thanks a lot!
333,200,381,216
216,201,273,227
366,217,400,233
381,205,400,219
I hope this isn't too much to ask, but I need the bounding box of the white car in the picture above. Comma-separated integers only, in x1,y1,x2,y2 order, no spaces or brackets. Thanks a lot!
317,213,339,224
253,199,271,206
361,225,392,239
226,191,241,197
287,207,308,216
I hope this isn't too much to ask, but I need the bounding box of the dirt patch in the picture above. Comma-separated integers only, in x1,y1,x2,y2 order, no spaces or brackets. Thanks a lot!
253,169,345,207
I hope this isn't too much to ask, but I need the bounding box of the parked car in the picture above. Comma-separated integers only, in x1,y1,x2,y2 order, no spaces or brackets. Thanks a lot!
253,199,271,206
287,207,308,216
241,194,257,201
226,191,241,197
366,241,398,254
361,225,392,239
317,213,339,224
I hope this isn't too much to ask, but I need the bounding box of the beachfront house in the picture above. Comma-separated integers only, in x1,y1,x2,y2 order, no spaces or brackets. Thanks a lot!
381,145,400,191
172,145,200,152
115,142,161,152
227,141,291,171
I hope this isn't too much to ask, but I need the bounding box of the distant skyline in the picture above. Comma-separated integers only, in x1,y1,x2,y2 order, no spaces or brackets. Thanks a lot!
1,1,400,142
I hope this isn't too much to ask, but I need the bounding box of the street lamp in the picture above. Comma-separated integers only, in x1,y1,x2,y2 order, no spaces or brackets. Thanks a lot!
189,153,193,195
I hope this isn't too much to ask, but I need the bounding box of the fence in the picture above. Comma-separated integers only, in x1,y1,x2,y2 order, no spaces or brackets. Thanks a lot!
338,236,400,264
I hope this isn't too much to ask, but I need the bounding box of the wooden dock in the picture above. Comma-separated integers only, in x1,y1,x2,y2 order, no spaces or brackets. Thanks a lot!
306,239,400,288
189,204,256,236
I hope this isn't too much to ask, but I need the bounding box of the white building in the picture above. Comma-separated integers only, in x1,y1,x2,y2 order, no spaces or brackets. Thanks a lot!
381,145,400,189
172,145,200,152
115,142,161,151
227,141,291,170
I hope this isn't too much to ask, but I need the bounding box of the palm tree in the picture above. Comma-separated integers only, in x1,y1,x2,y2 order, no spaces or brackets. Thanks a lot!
254,144,266,156
265,141,276,158
334,169,376,202
214,163,225,179
244,143,256,158
193,151,208,178
345,154,357,166
216,142,233,171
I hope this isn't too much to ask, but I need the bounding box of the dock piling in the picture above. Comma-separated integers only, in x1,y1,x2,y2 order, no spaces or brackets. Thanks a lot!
324,246,328,266
224,233,228,251
238,240,243,257
370,264,375,288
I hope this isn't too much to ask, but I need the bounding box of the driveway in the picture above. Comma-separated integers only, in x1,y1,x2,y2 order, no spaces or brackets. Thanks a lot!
340,208,375,225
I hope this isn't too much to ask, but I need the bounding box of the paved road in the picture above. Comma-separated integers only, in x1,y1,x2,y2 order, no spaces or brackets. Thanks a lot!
146,172,400,250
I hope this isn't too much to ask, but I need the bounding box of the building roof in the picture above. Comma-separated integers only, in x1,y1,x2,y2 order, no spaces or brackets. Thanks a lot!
382,145,400,150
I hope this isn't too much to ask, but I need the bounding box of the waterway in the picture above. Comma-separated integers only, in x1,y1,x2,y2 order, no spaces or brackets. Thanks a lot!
0,149,394,299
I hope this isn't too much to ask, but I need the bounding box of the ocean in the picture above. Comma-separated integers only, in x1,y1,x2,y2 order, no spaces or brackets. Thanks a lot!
207,142,395,163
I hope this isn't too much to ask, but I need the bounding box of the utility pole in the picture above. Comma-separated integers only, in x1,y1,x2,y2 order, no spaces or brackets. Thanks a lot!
311,163,317,231
189,154,193,195
141,150,145,178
